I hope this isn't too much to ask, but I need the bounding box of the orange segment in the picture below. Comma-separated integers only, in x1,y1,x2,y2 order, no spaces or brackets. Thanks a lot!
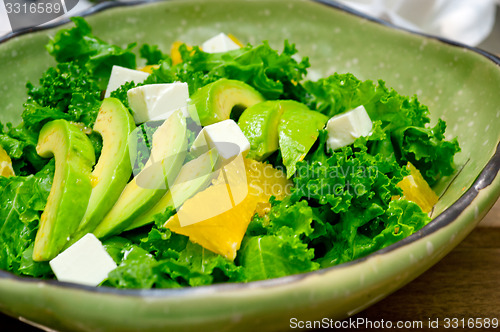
166,183,259,260
213,158,291,201
165,157,291,260
170,41,196,65
138,65,159,74
0,146,14,178
395,162,438,213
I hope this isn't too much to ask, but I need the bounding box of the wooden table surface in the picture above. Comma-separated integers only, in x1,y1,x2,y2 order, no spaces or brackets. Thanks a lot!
1,199,499,331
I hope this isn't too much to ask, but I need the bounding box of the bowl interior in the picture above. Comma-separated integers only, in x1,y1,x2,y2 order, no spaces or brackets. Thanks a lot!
0,1,499,331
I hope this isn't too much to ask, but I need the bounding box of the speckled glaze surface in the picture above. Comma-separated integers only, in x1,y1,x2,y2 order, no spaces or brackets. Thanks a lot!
0,1,499,331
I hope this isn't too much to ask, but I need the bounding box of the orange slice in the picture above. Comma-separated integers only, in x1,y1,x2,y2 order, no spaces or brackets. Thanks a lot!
166,183,260,260
0,146,14,178
395,162,438,213
138,65,159,74
165,157,291,260
170,41,197,66
213,157,291,201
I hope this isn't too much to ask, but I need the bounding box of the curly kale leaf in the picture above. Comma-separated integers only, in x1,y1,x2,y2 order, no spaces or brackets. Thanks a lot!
304,73,377,118
257,146,430,268
25,62,102,130
139,44,172,66
0,161,55,278
104,212,242,288
147,41,309,100
46,17,136,88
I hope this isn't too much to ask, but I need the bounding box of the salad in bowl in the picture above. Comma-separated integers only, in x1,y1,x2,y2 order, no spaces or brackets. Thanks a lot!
0,17,460,289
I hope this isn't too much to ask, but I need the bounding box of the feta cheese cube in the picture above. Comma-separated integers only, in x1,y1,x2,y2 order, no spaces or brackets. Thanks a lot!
325,105,373,151
49,233,117,287
191,119,250,163
202,33,241,53
105,66,149,98
127,83,189,124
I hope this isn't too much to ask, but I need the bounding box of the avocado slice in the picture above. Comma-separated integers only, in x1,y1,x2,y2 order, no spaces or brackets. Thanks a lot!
188,79,265,126
68,98,135,246
238,101,284,161
125,148,220,231
33,120,96,262
278,100,329,178
93,110,188,239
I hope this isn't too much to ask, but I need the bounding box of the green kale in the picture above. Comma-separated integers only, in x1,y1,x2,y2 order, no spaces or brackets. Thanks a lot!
143,61,177,85
46,17,136,88
240,199,319,282
105,245,167,289
88,131,103,162
146,41,309,99
129,121,162,175
0,122,47,175
237,230,318,282
291,146,431,266
104,209,242,288
392,120,461,186
139,44,172,66
159,240,242,287
363,83,459,184
249,144,430,270
304,73,377,117
25,62,102,130
293,146,407,214
304,74,459,185
19,61,103,168
110,80,142,110
364,81,431,131
0,161,55,278
8,61,101,173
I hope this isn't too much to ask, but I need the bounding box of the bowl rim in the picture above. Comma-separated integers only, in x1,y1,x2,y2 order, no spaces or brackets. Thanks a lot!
0,0,499,297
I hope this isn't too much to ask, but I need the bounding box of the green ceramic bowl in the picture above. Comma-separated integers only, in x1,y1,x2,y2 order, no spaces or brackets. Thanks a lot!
0,0,499,331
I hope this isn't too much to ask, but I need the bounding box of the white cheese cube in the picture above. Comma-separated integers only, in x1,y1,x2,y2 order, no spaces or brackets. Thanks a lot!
192,119,250,163
105,66,149,98
201,33,241,53
325,105,373,151
49,233,117,287
127,83,189,124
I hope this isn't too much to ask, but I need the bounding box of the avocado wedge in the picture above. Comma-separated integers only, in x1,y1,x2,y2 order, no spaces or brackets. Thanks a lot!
33,120,95,261
188,79,265,126
93,110,188,239
125,148,220,231
238,101,284,161
278,100,328,177
68,98,135,246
